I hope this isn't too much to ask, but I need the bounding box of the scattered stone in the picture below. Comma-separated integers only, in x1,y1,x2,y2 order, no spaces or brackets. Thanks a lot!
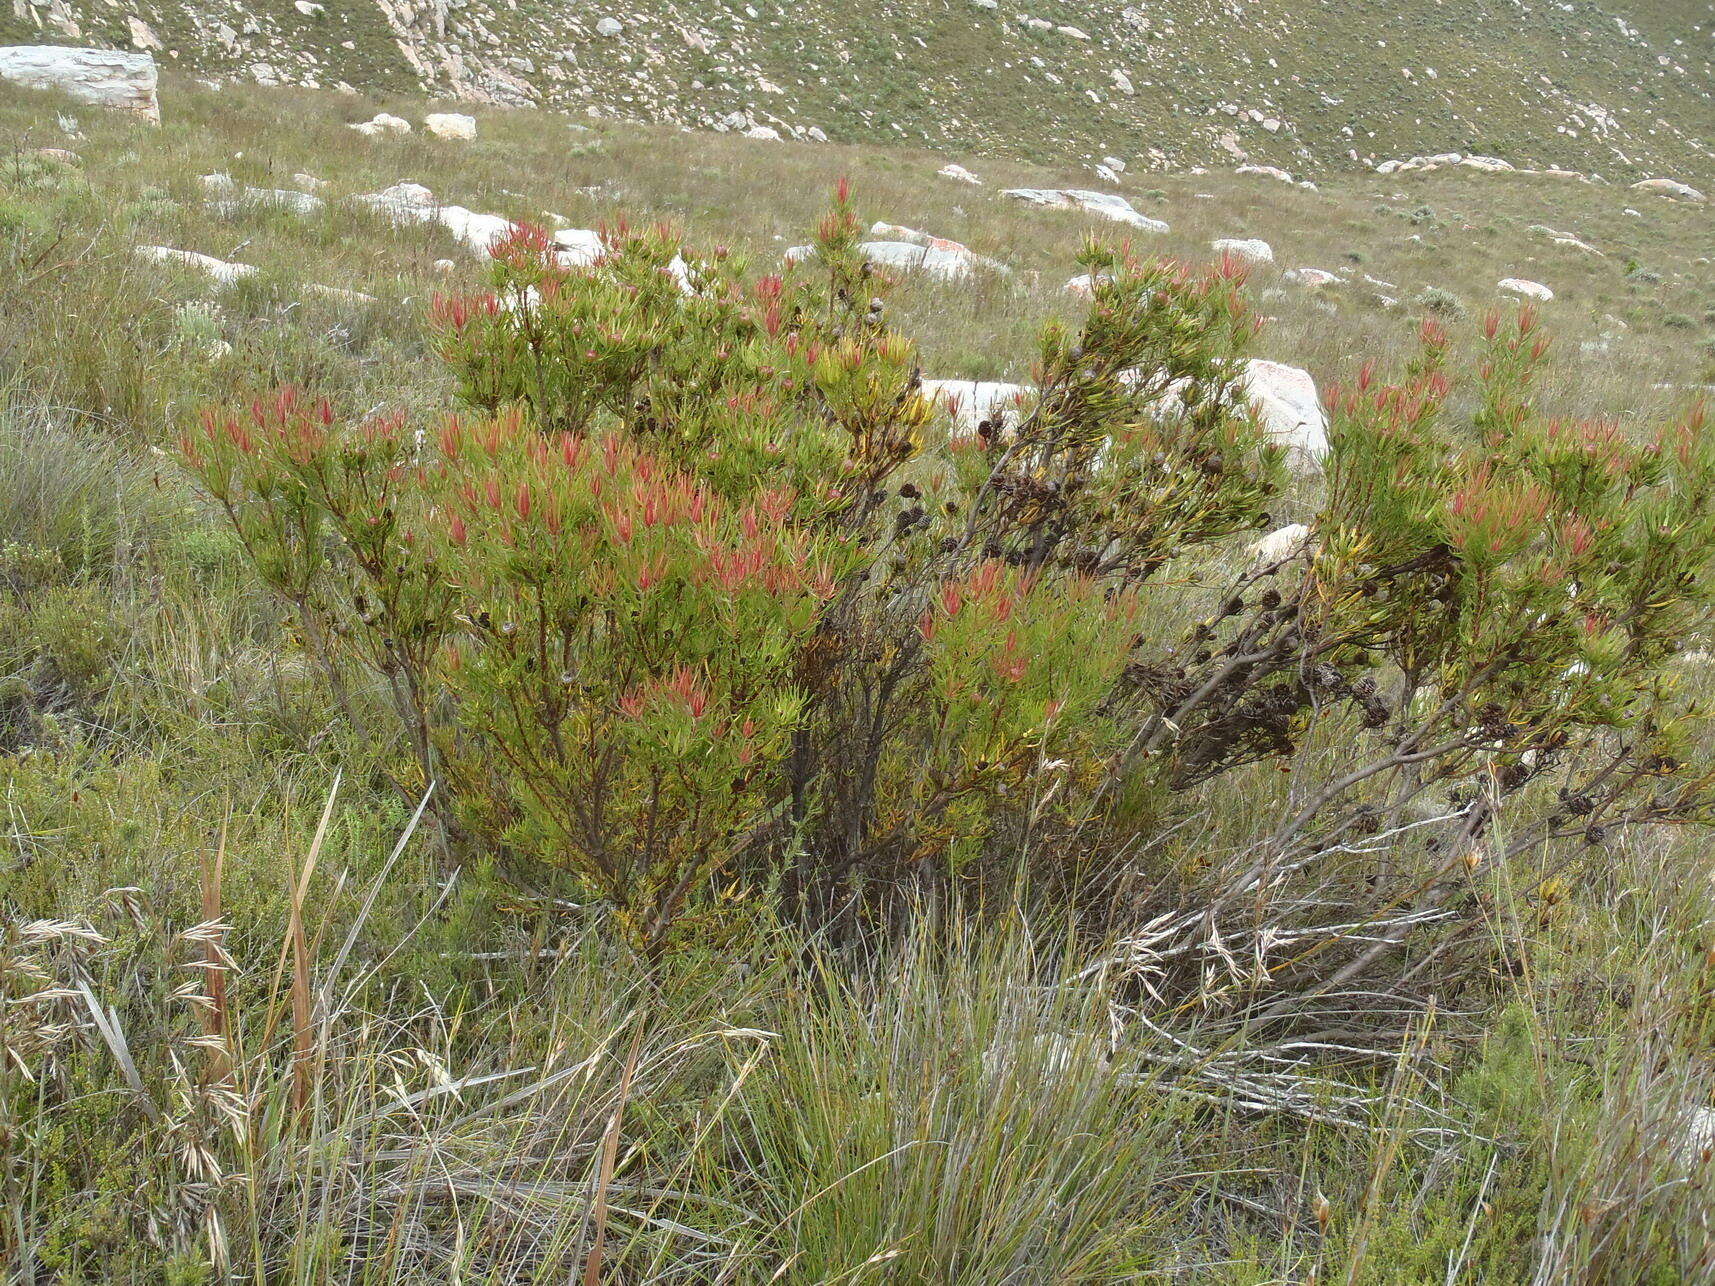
1460,155,1514,173
424,112,477,141
1283,267,1340,288
1528,225,1602,255
1102,156,1126,174
595,16,624,37
1630,177,1706,203
805,126,828,142
1498,277,1554,302
1236,164,1296,185
349,112,412,137
293,0,325,14
136,244,258,285
0,46,159,122
938,163,982,185
743,123,781,141
1212,237,1274,265
1002,188,1168,232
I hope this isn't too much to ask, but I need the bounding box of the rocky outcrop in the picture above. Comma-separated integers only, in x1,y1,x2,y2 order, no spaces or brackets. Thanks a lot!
0,46,159,121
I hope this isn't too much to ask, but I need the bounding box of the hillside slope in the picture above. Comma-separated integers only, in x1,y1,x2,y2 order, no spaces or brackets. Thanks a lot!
3,0,1712,181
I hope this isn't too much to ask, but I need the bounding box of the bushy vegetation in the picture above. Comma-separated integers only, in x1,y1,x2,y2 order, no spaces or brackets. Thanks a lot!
2,77,1715,1282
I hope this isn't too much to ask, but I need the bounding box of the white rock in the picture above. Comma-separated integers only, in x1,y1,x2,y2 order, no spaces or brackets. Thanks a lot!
919,379,1035,436
1248,522,1313,564
0,46,159,122
1498,278,1554,302
805,126,828,142
424,112,477,141
1212,237,1274,265
1241,359,1329,465
1056,24,1090,39
1111,68,1135,95
354,181,516,256
200,171,237,195
938,163,982,185
860,240,973,281
349,112,411,137
294,0,324,14
291,172,328,193
1283,267,1340,288
1102,155,1126,173
1002,188,1168,232
1065,273,1104,298
595,16,623,37
306,283,377,304
136,245,257,286
1094,164,1121,184
1235,164,1296,185
552,226,605,267
1630,177,1706,203
432,258,457,274
1460,155,1514,173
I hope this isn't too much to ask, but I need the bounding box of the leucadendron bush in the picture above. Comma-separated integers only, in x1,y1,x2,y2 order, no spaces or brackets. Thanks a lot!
180,185,1715,978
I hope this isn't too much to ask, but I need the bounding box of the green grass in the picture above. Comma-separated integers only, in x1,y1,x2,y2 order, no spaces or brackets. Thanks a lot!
0,74,1712,1282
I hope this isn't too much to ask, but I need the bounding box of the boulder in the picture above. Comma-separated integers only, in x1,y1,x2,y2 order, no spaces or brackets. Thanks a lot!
938,163,982,185
1240,359,1328,465
918,379,1035,436
1002,187,1168,232
1498,277,1553,302
349,112,411,137
0,46,159,122
1282,267,1340,288
1460,155,1514,173
1212,237,1274,265
136,245,257,285
595,16,623,37
859,240,974,281
1630,177,1706,203
743,123,781,140
424,112,477,141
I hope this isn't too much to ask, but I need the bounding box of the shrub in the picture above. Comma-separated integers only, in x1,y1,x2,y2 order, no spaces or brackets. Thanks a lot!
182,189,1715,973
